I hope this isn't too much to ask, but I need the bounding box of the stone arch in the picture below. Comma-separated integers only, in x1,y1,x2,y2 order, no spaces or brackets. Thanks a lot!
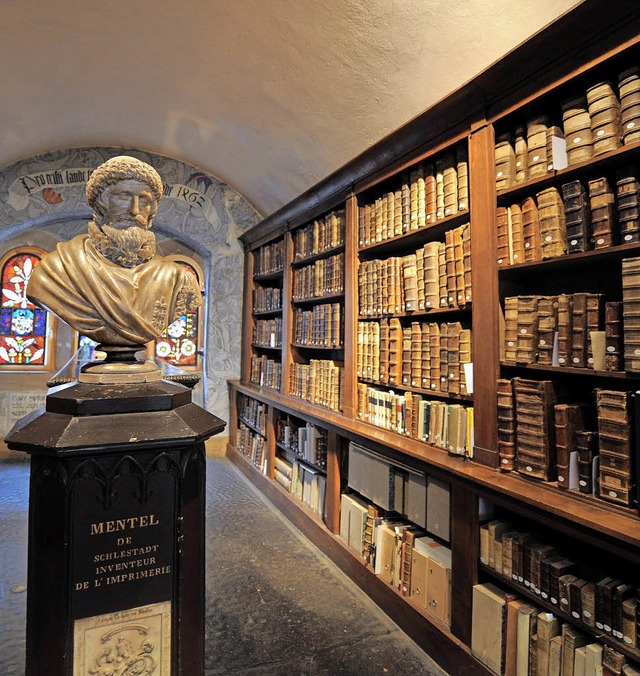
0,147,261,424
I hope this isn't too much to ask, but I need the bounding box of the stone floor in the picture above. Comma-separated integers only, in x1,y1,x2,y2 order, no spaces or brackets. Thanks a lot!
0,455,448,675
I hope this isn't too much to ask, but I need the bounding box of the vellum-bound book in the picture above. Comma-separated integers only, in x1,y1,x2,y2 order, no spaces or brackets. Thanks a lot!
537,186,567,259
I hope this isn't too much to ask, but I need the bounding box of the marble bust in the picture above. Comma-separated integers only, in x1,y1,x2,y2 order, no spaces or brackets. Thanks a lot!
28,156,202,349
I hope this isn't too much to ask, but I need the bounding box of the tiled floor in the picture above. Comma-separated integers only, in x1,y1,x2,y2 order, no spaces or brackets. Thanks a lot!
0,456,447,675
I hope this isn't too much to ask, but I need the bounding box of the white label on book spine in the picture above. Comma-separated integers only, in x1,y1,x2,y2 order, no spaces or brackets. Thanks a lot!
597,238,605,245
526,466,533,472
627,122,636,129
572,611,580,619
579,480,587,487
625,234,634,241
550,597,557,605
604,624,611,632
541,592,548,599
624,635,633,644
609,491,618,498
583,611,592,619
596,622,604,629
607,346,615,352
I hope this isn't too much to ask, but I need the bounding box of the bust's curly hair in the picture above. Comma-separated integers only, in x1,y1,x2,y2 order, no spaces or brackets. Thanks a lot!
86,156,163,219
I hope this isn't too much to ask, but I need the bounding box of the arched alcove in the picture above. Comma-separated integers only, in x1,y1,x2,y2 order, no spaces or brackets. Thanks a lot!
0,147,261,437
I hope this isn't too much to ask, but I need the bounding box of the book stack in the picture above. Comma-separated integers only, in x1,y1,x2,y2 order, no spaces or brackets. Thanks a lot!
513,378,557,481
617,167,640,243
358,145,468,247
289,359,342,411
356,321,380,381
293,303,342,347
249,355,282,390
596,389,634,507
587,80,622,156
292,252,344,300
503,293,605,369
238,393,267,433
237,422,267,473
620,67,640,146
588,177,616,248
254,239,284,276
495,132,516,190
293,209,345,261
252,317,282,347
291,460,326,518
562,179,592,253
622,256,640,372
537,186,568,259
252,286,282,313
497,378,516,471
562,95,594,165
274,455,293,492
276,417,328,469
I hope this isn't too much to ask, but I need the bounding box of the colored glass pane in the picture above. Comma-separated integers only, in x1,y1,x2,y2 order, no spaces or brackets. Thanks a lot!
0,253,49,366
155,262,201,367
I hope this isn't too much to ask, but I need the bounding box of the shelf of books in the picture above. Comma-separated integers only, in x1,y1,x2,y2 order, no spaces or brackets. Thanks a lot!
230,6,640,675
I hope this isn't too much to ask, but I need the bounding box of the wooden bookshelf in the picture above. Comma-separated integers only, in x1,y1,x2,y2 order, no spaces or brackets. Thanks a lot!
231,5,640,674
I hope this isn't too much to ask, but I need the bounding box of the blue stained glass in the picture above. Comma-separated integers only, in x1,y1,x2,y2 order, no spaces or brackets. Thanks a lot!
0,309,11,333
34,309,46,336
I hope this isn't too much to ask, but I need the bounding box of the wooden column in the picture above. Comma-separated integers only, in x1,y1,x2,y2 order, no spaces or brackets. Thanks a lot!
342,193,359,419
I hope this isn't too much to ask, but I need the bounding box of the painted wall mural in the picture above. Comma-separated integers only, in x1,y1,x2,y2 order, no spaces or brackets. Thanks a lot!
0,147,261,424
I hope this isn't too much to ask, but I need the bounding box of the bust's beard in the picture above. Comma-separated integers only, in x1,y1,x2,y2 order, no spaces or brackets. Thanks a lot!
88,221,157,268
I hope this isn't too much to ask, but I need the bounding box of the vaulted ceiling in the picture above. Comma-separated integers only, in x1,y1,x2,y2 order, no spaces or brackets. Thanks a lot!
1,0,579,218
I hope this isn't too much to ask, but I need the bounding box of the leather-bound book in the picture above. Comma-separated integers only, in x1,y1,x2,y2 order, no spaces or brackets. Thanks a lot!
622,256,640,371
537,186,568,259
617,167,640,243
612,583,634,642
453,224,466,305
514,378,557,481
522,196,542,261
561,179,592,254
379,317,390,384
581,580,597,627
571,292,589,368
402,325,412,387
401,175,411,234
586,293,604,368
435,159,445,220
497,206,512,266
589,177,616,249
393,188,403,238
503,296,519,364
497,378,516,471
424,166,437,226
559,573,578,614
445,229,457,307
442,152,458,218
495,132,516,190
548,558,576,606
536,612,561,676
438,242,448,308
561,623,588,676
462,223,472,304
388,318,403,386
548,635,563,676
510,204,525,265
400,526,421,596
539,553,564,601
537,295,559,365
527,116,550,178
447,322,462,395
456,145,469,211
409,166,421,230
576,430,596,494
605,301,623,371
516,295,540,364
402,254,419,312
510,531,531,585
500,530,521,579
409,321,422,388
420,323,431,390
569,577,588,621
557,294,574,367
514,125,528,184
596,389,633,507
562,95,594,165
459,328,472,395
587,81,622,156
530,544,555,595
620,67,640,146
602,645,627,675
422,241,440,310
516,605,538,675
555,404,585,489
415,248,426,311
622,596,637,648
439,322,449,393
601,577,623,635
429,322,440,391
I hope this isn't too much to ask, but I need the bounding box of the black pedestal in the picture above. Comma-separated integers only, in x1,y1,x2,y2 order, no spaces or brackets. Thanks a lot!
6,379,225,676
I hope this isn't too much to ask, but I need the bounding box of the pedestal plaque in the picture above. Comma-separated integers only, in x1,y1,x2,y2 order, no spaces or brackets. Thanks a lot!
6,379,224,676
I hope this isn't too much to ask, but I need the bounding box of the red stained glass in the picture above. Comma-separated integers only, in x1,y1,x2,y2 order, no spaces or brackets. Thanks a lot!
0,252,49,366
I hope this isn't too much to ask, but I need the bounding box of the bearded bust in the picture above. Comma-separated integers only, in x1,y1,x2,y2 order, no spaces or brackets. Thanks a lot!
27,156,203,347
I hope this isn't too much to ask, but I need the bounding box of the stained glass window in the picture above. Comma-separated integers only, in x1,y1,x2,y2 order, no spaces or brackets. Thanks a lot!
154,259,203,368
0,250,51,367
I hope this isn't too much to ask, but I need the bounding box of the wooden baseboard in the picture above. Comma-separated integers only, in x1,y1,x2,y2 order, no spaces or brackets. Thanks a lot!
226,443,490,676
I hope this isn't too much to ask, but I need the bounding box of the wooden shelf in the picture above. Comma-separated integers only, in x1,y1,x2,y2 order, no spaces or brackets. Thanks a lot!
496,142,640,203
253,269,284,282
251,343,282,351
358,305,471,320
291,343,343,351
291,243,345,267
291,292,344,305
480,564,640,664
252,307,283,317
358,376,473,402
238,415,267,438
500,362,640,381
275,442,327,474
358,209,470,259
498,241,640,275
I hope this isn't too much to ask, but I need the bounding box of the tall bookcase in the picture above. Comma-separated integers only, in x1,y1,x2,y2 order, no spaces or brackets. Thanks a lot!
229,5,640,674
